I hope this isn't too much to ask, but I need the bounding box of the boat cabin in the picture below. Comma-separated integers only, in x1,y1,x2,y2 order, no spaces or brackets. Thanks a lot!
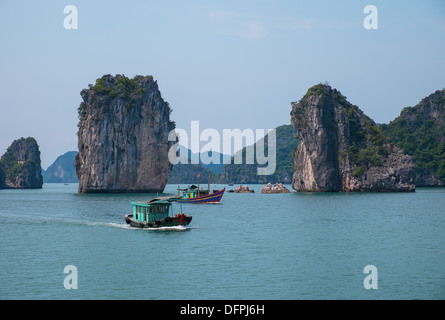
131,196,181,224
179,185,221,199
182,189,210,199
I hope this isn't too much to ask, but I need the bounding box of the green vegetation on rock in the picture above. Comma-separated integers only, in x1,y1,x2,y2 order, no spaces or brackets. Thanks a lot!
0,137,43,189
298,84,390,176
290,83,415,192
380,89,445,183
90,74,152,98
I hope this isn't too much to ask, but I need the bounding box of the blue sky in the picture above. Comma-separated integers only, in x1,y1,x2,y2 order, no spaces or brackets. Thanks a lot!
0,0,444,168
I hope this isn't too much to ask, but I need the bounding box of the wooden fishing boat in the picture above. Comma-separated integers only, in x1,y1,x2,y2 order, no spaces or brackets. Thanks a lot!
124,196,192,228
177,174,225,204
179,186,225,203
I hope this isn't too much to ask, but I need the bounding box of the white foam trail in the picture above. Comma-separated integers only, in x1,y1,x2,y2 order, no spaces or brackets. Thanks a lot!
127,225,198,232
103,222,195,231
10,216,195,232
63,220,131,229
105,222,132,229
139,225,192,231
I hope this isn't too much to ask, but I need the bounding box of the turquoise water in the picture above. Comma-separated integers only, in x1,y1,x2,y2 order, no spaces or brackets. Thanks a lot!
0,183,444,300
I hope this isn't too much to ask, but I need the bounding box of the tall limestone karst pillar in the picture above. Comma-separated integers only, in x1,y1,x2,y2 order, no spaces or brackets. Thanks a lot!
75,74,176,193
290,84,416,192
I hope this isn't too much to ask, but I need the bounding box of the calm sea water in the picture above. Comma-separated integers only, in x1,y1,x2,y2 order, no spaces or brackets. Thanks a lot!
0,183,444,300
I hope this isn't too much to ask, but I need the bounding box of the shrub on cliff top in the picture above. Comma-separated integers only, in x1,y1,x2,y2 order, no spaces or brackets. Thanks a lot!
90,75,145,98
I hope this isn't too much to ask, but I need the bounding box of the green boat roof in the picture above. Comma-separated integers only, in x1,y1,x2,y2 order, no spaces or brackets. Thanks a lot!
177,185,198,191
132,196,183,206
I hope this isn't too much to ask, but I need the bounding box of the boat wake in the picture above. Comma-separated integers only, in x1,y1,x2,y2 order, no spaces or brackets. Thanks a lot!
98,222,197,232
5,215,196,232
70,221,194,231
77,221,197,231
65,220,132,229
104,222,132,229
130,225,196,232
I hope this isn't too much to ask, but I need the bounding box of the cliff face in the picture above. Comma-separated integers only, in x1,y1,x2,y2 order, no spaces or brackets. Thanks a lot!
380,89,445,186
0,137,43,189
75,74,176,193
0,166,4,189
290,84,416,192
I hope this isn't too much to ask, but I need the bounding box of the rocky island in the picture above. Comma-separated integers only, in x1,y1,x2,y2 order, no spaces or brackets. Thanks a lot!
75,74,176,193
0,137,43,189
261,182,290,193
380,89,445,186
231,185,255,193
290,84,416,192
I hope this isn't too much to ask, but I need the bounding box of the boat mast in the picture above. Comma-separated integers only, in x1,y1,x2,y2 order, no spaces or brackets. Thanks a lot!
208,174,210,192
197,174,200,197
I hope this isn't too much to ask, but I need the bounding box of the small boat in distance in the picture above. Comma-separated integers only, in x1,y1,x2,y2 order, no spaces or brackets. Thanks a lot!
125,196,192,228
178,174,225,204
179,186,225,203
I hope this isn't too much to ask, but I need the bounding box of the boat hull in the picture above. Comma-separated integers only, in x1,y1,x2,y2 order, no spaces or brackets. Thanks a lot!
181,188,225,204
125,214,192,228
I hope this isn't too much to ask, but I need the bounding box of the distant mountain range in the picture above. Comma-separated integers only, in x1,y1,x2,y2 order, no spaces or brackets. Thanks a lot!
219,125,298,184
170,125,298,184
176,145,231,174
42,151,78,183
41,147,232,184
41,125,297,185
167,146,229,184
